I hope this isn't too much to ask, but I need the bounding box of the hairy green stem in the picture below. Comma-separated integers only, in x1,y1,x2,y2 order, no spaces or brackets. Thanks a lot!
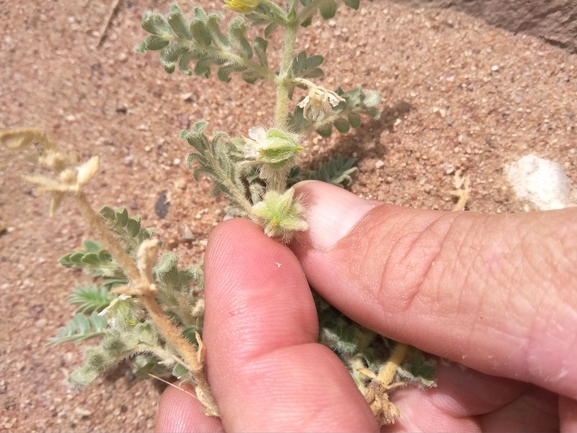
74,193,140,282
274,0,298,130
73,192,219,416
260,0,289,24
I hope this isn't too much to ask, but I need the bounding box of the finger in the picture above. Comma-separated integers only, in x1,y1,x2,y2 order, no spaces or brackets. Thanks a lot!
203,218,378,432
155,382,224,433
382,362,528,432
290,181,577,400
479,385,558,432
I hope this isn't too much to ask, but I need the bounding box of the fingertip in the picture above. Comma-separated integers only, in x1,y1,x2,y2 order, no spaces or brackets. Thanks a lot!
292,181,380,251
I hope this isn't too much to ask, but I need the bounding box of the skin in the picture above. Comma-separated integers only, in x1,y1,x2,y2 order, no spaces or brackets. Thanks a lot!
155,181,577,432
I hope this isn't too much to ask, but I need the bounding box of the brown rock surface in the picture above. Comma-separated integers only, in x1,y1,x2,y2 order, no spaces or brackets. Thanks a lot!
392,0,577,52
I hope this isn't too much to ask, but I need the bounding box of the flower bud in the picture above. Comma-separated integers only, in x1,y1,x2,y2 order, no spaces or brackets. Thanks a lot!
223,0,260,13
244,127,303,178
251,188,308,242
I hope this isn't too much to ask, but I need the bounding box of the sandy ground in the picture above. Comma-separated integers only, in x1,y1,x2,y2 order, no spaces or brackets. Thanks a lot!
1,1,576,431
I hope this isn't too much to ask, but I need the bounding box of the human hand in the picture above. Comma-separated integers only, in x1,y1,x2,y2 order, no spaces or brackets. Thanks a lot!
155,181,577,432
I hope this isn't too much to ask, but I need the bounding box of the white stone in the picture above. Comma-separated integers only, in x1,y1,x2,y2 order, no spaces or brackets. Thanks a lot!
506,155,572,210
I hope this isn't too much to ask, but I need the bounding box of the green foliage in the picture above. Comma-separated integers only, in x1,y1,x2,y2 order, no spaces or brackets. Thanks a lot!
315,291,376,357
396,348,437,388
68,321,165,387
44,0,437,417
136,6,272,84
291,50,324,79
183,121,250,214
298,0,374,27
288,154,358,188
131,354,174,381
47,312,108,346
69,284,114,314
99,207,155,254
59,239,123,279
154,252,205,327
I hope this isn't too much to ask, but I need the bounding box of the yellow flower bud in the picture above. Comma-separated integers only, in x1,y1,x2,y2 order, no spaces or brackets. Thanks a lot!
223,0,260,13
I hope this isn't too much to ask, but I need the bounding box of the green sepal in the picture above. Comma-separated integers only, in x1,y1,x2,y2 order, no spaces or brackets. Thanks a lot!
167,4,192,40
251,188,308,242
172,363,189,379
141,12,171,36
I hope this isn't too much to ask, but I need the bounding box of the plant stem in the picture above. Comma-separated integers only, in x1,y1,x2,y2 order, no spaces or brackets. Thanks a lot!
74,192,140,282
139,292,218,415
260,0,289,24
73,192,219,416
377,342,409,387
274,0,298,130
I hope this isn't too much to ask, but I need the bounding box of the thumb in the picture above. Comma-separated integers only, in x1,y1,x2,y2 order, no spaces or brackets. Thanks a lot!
290,181,577,400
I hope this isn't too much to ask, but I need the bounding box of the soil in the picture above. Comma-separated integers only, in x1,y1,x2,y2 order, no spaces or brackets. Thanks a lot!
1,1,576,432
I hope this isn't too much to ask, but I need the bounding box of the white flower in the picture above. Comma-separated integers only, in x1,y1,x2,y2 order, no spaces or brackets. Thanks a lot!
98,295,132,318
243,126,267,160
297,87,345,121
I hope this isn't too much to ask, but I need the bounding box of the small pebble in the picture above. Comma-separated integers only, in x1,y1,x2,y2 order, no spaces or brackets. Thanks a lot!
74,408,92,417
375,160,385,169
183,225,193,241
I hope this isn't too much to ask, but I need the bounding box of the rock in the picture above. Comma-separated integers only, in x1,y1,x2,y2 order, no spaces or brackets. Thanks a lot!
183,225,193,241
506,155,572,210
375,160,385,169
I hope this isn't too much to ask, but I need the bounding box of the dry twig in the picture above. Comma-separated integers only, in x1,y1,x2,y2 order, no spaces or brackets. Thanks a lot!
97,0,123,48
